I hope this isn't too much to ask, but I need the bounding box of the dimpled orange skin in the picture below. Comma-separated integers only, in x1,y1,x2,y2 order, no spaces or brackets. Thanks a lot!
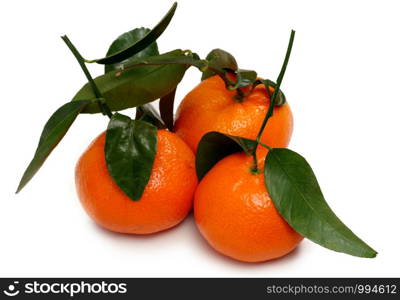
75,129,198,234
194,147,303,262
174,75,293,152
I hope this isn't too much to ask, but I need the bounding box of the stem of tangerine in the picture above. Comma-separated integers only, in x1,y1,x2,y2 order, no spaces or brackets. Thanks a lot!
61,35,113,119
251,30,295,172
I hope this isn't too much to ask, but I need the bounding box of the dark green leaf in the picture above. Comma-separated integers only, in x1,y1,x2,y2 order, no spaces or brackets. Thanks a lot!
265,148,377,258
230,69,257,89
159,88,176,131
105,113,157,200
262,79,286,106
16,100,91,193
104,27,163,127
105,27,159,73
72,49,192,113
196,131,257,180
201,49,238,81
104,28,163,129
90,2,177,65
135,103,165,129
237,69,257,87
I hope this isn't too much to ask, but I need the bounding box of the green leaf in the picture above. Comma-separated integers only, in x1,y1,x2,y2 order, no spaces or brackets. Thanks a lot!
229,69,257,89
262,79,286,106
89,2,177,65
105,27,159,73
105,113,157,200
201,49,238,81
135,103,165,129
104,26,164,128
159,87,176,131
196,131,257,180
72,49,192,113
237,69,257,87
264,148,377,258
16,100,91,193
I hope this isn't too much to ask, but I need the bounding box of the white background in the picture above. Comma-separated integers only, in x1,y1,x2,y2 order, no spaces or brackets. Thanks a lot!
1,0,399,277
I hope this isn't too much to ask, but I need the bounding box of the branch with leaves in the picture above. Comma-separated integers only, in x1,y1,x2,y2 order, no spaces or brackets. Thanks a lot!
16,2,377,259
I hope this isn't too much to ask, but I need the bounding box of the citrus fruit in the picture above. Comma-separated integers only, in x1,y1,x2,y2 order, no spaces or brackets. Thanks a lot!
174,75,293,151
194,146,303,262
75,129,198,234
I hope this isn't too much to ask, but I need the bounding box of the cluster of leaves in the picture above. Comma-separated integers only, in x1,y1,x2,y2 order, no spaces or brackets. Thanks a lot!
17,3,187,196
16,2,377,259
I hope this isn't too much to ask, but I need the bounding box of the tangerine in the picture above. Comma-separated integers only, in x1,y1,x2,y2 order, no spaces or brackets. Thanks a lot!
174,75,293,151
75,129,197,234
194,146,303,262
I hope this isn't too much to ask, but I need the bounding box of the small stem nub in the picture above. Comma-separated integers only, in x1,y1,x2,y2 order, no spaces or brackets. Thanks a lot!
61,35,113,119
234,88,245,102
251,30,296,172
250,150,260,174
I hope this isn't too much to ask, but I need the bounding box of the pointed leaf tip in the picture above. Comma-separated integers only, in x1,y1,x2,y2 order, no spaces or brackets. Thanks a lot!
90,2,178,65
265,148,377,258
16,100,91,193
